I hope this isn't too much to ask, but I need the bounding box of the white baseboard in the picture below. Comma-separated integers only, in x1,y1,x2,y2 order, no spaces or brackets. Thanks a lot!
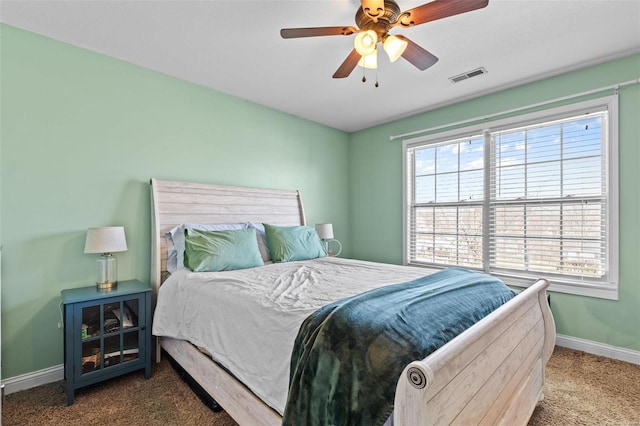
556,334,640,365
1,335,638,394
2,364,64,395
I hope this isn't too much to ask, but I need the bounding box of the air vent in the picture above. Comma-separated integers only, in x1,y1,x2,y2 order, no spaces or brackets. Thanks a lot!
449,67,487,83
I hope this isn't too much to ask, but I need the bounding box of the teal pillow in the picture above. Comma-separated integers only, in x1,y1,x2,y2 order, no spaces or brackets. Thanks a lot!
264,224,327,263
184,228,264,272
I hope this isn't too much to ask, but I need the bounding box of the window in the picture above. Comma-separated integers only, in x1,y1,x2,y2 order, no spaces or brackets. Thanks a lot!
410,135,485,269
403,96,618,299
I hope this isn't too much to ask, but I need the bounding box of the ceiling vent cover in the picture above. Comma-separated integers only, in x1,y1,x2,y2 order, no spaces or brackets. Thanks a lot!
449,67,487,83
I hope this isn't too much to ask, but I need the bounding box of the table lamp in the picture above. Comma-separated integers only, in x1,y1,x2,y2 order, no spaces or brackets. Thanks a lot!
84,226,128,290
315,223,342,257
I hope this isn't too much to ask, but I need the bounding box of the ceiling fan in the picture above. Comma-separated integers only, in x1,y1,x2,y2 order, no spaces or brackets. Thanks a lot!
281,0,489,79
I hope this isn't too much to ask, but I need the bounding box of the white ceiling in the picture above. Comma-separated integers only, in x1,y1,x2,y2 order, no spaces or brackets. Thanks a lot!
2,0,639,132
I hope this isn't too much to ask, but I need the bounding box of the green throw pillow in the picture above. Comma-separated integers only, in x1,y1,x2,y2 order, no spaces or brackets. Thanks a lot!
264,224,327,263
184,228,264,272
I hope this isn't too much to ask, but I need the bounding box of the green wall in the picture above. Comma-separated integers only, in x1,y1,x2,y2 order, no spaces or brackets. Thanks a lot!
349,54,640,352
0,25,350,379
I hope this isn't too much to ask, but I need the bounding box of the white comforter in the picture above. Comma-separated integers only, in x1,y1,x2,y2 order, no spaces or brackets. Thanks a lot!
152,257,435,414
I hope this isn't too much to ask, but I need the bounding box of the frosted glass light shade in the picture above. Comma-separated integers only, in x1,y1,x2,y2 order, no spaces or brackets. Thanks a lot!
315,223,334,240
354,30,377,56
383,35,408,62
357,51,378,69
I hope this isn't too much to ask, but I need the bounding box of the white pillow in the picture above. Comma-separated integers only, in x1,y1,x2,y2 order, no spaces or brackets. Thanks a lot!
166,223,248,272
247,222,272,263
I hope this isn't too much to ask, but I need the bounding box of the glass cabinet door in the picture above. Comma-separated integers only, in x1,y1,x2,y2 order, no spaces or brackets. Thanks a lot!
80,304,101,374
78,295,143,377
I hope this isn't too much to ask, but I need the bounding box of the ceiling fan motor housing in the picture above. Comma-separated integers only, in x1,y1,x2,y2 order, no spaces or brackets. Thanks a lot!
356,0,402,42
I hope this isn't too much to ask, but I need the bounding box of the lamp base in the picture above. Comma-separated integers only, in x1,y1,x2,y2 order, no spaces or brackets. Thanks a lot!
324,239,342,257
96,281,117,291
96,253,118,291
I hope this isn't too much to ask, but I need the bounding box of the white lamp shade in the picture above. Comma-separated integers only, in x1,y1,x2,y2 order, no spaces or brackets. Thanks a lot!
84,226,128,254
315,223,334,240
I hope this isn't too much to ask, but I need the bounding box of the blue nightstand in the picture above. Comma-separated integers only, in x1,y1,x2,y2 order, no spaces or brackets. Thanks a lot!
61,280,151,405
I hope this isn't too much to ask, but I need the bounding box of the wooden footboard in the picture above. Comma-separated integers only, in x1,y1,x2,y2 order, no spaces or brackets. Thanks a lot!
395,278,555,425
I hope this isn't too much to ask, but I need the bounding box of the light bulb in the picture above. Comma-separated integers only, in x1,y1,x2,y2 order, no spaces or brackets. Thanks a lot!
383,35,408,62
354,30,378,56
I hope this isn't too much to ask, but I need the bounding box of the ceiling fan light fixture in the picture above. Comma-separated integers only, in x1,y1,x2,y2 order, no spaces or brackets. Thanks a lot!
383,35,408,62
354,30,378,56
357,50,378,69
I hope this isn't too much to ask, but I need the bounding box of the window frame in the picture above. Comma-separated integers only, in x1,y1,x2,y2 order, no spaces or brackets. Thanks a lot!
402,95,619,300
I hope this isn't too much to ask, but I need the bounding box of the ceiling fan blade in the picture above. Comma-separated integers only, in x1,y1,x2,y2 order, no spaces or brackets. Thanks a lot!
397,36,439,71
397,0,489,28
280,26,358,39
333,49,362,79
361,0,385,20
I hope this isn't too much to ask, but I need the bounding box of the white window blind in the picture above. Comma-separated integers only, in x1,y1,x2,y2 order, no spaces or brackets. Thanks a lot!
407,135,485,269
404,96,618,299
489,113,607,280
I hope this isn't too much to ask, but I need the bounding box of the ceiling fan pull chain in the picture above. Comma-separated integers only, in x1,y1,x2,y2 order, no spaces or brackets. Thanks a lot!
375,69,379,87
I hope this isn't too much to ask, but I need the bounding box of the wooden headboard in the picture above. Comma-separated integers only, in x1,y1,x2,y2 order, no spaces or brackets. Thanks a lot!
149,178,306,295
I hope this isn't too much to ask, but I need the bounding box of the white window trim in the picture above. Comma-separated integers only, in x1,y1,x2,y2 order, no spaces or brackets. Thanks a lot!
402,95,619,300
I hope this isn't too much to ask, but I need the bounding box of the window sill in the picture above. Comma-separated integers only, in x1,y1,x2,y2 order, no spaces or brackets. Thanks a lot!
499,274,618,300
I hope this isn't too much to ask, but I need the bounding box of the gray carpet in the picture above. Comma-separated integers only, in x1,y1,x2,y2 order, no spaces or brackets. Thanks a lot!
3,347,639,425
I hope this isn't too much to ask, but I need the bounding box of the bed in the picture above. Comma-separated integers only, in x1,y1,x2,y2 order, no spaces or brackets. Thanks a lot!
149,178,556,425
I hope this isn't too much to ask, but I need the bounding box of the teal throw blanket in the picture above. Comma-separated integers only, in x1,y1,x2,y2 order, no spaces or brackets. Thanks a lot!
282,267,516,426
